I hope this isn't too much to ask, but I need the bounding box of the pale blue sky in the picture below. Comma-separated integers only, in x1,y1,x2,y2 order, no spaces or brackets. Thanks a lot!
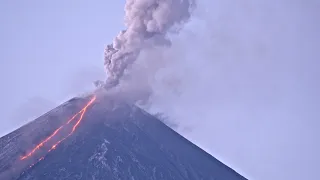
0,0,125,134
1,1,320,180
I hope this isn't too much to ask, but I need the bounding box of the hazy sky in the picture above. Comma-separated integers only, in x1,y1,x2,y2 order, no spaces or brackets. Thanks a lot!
0,0,124,134
1,0,319,180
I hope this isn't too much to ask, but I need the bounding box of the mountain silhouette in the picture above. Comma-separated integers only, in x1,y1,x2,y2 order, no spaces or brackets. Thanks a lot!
0,94,247,180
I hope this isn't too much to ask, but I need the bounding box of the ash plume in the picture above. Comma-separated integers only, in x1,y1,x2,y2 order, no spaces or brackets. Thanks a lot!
102,0,196,89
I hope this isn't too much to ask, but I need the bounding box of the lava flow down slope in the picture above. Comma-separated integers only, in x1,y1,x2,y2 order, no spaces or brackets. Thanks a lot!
0,94,247,180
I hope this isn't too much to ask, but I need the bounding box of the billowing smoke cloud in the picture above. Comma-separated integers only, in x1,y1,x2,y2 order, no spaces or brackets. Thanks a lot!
102,0,196,89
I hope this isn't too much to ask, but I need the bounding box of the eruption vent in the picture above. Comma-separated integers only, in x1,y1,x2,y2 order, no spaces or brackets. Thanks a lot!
103,0,196,89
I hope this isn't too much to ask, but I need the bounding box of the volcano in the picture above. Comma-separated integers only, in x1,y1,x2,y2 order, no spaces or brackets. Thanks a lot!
0,94,247,180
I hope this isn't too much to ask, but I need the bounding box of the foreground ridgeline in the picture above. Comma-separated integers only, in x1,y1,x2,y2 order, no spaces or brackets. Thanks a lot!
0,95,247,180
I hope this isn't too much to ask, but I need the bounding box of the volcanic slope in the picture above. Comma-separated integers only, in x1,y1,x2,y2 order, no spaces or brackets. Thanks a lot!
0,95,247,180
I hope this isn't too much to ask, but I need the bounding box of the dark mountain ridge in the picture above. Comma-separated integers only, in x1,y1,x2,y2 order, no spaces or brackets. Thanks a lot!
0,94,247,180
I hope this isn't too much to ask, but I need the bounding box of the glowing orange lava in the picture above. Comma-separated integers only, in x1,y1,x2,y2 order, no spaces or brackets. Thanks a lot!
20,95,97,161
20,126,63,160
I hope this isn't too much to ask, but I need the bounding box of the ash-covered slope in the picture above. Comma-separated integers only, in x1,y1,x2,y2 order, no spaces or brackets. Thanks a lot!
0,95,247,180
